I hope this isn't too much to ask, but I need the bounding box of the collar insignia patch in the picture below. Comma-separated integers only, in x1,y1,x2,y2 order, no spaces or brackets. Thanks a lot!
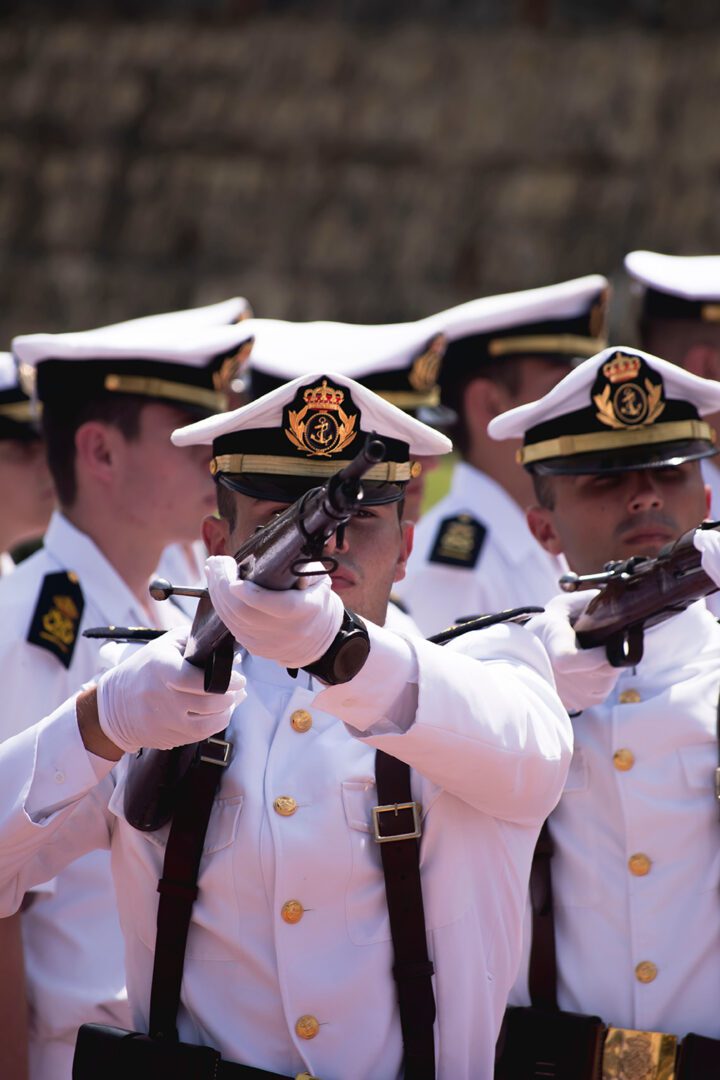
429,513,486,568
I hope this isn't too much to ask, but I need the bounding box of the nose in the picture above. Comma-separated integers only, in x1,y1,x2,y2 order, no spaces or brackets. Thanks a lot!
628,471,663,513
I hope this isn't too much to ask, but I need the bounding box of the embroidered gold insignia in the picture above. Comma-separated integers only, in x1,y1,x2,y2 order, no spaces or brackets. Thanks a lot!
28,572,85,668
593,352,665,430
409,333,446,393
285,379,358,458
589,287,610,340
212,339,254,394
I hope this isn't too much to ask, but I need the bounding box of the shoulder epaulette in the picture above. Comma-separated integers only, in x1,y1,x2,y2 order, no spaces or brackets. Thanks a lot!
27,571,85,668
428,513,486,568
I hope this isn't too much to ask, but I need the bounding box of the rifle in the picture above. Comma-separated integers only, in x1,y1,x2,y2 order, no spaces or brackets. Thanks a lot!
559,520,720,667
122,436,386,830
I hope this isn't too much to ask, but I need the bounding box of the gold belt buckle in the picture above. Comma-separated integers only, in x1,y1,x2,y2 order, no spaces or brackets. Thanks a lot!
602,1026,678,1080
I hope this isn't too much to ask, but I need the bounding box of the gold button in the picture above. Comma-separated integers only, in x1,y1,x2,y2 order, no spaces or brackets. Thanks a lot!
290,709,313,733
619,688,641,704
281,899,304,924
635,960,658,984
628,853,652,877
295,1014,320,1040
613,748,635,772
273,795,298,817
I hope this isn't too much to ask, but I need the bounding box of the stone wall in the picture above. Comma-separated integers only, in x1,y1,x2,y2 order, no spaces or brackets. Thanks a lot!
0,6,719,343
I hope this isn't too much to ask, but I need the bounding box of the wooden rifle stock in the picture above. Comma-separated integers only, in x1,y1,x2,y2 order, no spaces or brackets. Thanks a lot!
561,520,720,667
124,436,386,830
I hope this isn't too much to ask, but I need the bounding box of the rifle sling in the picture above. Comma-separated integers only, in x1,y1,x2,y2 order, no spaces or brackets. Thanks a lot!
375,749,437,1080
527,820,558,1009
149,732,228,1040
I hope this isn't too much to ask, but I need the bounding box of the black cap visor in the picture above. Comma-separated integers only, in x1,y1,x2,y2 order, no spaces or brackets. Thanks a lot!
529,438,717,476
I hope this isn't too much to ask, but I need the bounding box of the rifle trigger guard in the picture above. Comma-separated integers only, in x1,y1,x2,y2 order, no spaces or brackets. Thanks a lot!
605,624,644,668
291,556,338,577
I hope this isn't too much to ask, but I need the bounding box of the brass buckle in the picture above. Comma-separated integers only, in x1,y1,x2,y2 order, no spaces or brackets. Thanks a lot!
602,1026,678,1080
199,737,232,767
372,801,422,844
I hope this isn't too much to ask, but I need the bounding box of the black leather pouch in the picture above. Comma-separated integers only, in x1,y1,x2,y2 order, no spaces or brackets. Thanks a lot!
495,1005,606,1080
72,1023,222,1080
676,1032,720,1077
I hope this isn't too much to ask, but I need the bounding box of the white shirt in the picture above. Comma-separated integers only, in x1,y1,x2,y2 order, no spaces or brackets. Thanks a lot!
0,550,14,576
702,458,720,617
0,510,187,1078
396,462,565,635
0,621,571,1080
511,602,720,1038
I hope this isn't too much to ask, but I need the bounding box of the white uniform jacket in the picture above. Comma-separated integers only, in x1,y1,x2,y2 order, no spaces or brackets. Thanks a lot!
0,621,571,1080
701,458,720,618
396,463,565,636
511,602,720,1039
0,510,186,1078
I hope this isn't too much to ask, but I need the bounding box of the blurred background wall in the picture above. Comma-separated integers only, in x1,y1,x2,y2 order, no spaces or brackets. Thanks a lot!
0,0,718,344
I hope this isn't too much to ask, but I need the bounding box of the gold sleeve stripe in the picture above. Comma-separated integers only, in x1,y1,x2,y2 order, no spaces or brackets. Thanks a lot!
104,374,226,411
210,454,412,482
488,334,607,358
518,419,715,465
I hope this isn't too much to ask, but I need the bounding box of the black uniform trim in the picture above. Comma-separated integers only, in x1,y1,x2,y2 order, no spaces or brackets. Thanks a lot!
27,571,84,668
428,513,486,568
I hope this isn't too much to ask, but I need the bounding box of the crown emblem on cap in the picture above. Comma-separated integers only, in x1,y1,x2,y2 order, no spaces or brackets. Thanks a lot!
593,352,665,430
285,378,358,458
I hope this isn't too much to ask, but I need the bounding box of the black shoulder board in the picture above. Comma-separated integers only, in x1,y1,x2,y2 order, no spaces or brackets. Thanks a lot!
27,571,85,668
428,513,486,568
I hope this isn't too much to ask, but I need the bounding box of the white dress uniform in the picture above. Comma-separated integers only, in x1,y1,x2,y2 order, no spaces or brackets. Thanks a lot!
0,510,187,1079
510,602,720,1038
395,462,565,636
701,458,720,617
0,621,571,1080
1,550,14,575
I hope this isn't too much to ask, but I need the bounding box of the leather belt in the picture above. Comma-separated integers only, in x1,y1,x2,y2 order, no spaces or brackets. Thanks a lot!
217,1064,316,1080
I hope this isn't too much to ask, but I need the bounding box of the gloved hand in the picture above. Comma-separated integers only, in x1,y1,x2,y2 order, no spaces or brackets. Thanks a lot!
527,591,621,713
96,628,246,754
205,555,345,668
693,528,720,588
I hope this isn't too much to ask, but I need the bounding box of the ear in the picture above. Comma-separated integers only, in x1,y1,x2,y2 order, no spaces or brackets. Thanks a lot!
393,520,414,584
527,505,564,556
203,513,231,556
74,421,119,486
682,343,720,381
464,377,512,430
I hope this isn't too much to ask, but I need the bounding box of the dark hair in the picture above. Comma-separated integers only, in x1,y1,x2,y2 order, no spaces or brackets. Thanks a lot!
41,393,145,507
444,358,526,457
531,471,556,510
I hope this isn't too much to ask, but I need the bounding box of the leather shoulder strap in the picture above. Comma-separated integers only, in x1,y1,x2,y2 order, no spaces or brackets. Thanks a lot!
528,820,558,1009
148,733,231,1040
375,749,436,1080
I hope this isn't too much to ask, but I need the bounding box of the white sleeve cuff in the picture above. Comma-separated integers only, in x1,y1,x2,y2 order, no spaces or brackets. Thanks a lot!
26,695,114,822
314,622,418,734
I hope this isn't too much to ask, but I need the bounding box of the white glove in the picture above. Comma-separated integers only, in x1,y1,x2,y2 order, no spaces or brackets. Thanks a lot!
205,555,345,668
96,628,246,754
527,591,621,713
693,529,720,588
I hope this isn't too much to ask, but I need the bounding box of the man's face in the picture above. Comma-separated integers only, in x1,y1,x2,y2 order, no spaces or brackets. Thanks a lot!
204,491,413,625
0,438,54,547
115,403,216,545
528,462,710,574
